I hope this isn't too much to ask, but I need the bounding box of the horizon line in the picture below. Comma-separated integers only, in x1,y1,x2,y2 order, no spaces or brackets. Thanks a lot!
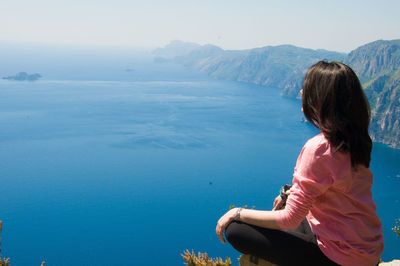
0,38,399,54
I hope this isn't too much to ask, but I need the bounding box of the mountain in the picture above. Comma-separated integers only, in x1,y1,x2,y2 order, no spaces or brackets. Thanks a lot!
345,40,400,148
152,40,202,59
154,41,345,98
154,39,400,148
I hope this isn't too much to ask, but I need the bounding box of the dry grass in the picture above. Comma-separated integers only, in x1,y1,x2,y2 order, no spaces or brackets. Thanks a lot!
181,249,232,266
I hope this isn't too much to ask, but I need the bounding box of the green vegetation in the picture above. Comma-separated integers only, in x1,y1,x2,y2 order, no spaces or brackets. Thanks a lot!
350,41,400,149
393,218,400,237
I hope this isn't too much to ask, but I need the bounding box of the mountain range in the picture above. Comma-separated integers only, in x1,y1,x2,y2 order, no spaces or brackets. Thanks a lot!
153,39,400,149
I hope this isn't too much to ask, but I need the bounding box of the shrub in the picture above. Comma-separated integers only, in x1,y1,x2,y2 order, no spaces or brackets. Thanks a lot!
181,249,232,266
393,218,400,237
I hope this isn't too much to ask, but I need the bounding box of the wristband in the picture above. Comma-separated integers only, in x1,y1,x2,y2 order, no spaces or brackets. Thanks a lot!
279,190,288,199
234,207,242,221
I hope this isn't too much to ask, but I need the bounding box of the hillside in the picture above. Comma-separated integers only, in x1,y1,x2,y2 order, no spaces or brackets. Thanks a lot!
154,39,400,148
345,40,400,148
153,41,345,98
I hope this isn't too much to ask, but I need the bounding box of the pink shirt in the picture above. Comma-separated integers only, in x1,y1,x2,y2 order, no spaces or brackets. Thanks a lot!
274,134,384,266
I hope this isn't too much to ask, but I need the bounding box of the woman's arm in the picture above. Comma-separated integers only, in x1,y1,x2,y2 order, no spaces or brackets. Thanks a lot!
217,136,336,243
216,208,280,244
238,209,281,229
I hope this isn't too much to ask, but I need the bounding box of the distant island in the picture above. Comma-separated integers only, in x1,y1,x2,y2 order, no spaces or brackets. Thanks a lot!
153,39,400,149
3,72,42,81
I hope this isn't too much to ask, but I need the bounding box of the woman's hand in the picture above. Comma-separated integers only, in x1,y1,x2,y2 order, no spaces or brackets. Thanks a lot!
273,188,290,210
272,195,284,210
216,208,237,244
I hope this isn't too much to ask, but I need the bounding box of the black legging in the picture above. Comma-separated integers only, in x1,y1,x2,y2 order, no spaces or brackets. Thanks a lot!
225,219,340,266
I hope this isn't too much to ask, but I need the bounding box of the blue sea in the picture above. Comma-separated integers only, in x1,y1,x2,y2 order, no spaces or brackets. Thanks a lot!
0,47,399,265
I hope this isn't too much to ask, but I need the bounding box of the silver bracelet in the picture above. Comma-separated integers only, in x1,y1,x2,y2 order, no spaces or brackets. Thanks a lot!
234,207,242,221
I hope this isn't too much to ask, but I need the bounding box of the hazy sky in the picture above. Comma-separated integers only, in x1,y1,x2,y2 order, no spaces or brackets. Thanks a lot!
1,0,399,52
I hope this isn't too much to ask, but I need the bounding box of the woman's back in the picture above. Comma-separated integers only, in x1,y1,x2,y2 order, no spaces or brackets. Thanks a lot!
286,134,384,266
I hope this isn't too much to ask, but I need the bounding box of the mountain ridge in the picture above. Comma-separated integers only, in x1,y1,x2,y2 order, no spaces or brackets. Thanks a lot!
345,40,400,147
153,39,400,149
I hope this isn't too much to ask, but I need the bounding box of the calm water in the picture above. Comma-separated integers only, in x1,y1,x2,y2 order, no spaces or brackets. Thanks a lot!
0,51,399,265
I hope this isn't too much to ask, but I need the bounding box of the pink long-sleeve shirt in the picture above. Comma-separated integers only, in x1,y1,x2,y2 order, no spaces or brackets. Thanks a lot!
274,134,384,266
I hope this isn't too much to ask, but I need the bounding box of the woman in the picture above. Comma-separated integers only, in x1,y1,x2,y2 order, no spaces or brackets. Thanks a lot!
216,61,384,266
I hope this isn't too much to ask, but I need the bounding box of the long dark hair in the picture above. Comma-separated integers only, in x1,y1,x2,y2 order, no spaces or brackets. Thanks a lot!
302,61,372,167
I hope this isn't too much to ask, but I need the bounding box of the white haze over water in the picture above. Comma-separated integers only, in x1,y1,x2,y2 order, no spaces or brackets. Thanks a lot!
1,0,400,52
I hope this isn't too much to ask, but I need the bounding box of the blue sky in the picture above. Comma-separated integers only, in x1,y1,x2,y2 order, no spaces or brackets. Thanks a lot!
1,0,399,52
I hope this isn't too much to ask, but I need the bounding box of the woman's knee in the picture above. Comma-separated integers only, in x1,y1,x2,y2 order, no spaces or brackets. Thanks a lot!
225,221,271,257
225,221,246,248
